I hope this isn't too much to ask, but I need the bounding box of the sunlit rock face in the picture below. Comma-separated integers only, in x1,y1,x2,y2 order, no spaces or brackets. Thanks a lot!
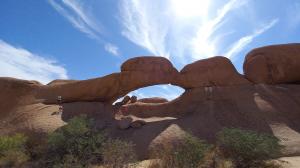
173,56,250,88
119,56,180,96
244,43,300,84
35,55,252,104
0,43,300,159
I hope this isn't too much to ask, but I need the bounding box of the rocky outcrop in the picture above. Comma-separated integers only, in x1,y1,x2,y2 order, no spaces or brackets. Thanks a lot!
118,84,300,158
1,43,300,159
244,43,300,84
0,77,41,119
0,77,65,135
138,97,169,104
174,56,250,88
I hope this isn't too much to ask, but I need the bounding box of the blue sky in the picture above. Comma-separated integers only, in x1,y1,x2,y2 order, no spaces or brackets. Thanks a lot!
0,0,300,100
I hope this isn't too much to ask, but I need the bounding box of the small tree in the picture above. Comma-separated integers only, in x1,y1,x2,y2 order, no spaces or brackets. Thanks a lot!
217,128,282,168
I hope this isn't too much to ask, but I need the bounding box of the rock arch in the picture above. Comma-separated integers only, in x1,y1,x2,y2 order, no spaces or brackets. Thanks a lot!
36,56,250,104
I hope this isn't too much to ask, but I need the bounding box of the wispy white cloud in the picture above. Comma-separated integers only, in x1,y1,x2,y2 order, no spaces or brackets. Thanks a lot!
119,0,250,63
225,19,278,59
48,0,120,56
104,43,120,56
0,40,68,84
119,0,170,58
191,0,248,60
48,0,102,40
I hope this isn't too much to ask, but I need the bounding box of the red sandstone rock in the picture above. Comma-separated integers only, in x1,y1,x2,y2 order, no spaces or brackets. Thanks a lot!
138,97,168,104
244,43,300,84
130,96,138,103
174,56,250,88
47,79,77,86
37,73,122,104
119,56,179,94
0,77,65,135
121,95,131,104
38,57,179,104
121,56,175,72
130,120,146,128
117,117,133,129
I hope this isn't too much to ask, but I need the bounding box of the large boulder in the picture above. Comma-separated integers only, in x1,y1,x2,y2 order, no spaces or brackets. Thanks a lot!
120,56,179,93
121,56,176,72
244,43,300,84
174,56,250,88
138,97,169,104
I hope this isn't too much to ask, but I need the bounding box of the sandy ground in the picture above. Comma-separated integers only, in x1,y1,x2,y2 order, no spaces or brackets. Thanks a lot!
277,156,300,168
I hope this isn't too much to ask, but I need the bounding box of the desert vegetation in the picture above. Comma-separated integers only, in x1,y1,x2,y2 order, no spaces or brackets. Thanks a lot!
216,128,282,168
150,132,212,168
0,116,137,168
0,118,283,168
0,133,29,167
148,127,282,168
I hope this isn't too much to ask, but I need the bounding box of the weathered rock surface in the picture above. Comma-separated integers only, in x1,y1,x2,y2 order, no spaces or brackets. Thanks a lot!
117,117,133,129
118,84,300,158
244,43,300,84
0,77,41,118
138,97,169,104
130,120,146,128
0,77,65,135
119,56,179,94
47,79,77,86
38,73,121,104
175,56,250,88
61,102,113,122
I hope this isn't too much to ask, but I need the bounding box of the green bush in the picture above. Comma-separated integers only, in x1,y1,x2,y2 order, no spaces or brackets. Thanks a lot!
46,115,105,167
217,128,282,168
0,133,29,167
0,133,27,152
102,139,137,168
151,132,212,168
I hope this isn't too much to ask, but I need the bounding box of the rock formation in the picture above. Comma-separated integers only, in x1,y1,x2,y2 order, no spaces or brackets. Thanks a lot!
137,97,169,104
244,43,300,84
0,43,300,159
174,56,250,88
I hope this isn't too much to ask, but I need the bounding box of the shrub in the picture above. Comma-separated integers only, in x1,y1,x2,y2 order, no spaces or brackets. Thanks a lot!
217,128,282,168
151,132,212,168
101,139,137,168
0,133,27,152
0,133,29,167
46,115,105,167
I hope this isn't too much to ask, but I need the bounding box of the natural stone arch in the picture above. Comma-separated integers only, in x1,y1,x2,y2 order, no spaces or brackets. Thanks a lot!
37,56,249,105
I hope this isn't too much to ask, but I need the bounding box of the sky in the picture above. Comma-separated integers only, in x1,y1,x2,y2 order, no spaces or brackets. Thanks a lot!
0,0,300,100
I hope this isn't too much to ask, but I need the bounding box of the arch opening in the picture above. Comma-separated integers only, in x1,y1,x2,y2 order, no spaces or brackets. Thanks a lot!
114,84,184,105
